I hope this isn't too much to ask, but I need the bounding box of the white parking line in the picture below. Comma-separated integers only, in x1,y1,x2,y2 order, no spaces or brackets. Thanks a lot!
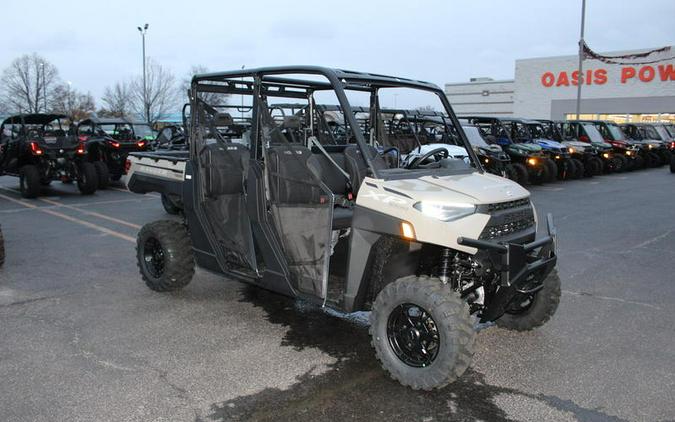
0,193,135,243
37,198,142,230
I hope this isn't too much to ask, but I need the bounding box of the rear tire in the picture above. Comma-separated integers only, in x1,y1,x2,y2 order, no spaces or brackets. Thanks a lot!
19,165,41,198
531,164,549,185
586,157,603,176
512,163,529,185
571,158,585,179
496,270,561,331
136,220,194,292
77,162,98,195
544,159,558,182
93,161,110,189
370,276,475,390
161,194,182,215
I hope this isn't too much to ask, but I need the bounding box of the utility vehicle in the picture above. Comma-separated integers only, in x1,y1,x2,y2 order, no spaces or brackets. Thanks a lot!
584,120,648,170
463,116,549,184
555,121,620,173
130,67,559,390
620,123,670,165
536,120,603,177
76,117,151,188
460,123,515,182
153,124,187,151
0,114,98,198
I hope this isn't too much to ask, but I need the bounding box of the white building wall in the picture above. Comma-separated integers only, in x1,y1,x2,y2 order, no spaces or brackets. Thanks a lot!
444,80,515,117
513,46,675,119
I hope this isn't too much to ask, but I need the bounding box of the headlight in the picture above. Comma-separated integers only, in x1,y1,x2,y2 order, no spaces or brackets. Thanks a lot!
527,157,538,166
413,202,476,222
602,153,610,158
568,147,575,154
625,150,632,156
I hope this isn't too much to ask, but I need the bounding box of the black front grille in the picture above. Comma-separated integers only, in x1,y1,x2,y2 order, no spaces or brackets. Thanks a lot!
486,198,530,213
479,216,536,240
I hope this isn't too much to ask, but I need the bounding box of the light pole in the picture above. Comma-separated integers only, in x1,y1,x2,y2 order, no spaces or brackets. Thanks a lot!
137,23,149,123
39,62,46,113
575,0,586,120
241,65,245,120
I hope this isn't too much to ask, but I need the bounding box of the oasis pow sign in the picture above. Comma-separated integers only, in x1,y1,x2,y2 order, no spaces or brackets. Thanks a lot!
541,64,675,87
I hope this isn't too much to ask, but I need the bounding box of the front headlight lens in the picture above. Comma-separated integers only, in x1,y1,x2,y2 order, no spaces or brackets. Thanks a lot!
413,202,476,222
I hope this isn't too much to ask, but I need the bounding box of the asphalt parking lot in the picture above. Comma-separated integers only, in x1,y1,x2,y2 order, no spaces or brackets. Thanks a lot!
0,169,674,422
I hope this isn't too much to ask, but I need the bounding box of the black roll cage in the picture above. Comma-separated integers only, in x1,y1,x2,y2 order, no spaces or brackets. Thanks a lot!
189,66,482,176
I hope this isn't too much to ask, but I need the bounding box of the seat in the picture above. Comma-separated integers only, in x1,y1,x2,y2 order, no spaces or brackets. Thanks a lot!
343,145,389,194
267,144,315,203
201,143,249,197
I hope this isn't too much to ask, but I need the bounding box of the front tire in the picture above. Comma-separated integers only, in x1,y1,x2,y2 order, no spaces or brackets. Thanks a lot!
496,270,561,331
19,165,41,198
370,276,475,390
670,155,675,173
136,220,194,292
77,162,98,195
511,163,529,185
544,159,558,182
93,161,110,189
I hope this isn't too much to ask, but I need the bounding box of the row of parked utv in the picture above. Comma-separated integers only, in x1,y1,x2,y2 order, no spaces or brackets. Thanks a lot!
0,115,155,198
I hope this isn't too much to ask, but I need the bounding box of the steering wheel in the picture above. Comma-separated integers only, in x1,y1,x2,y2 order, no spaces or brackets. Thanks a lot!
406,147,449,169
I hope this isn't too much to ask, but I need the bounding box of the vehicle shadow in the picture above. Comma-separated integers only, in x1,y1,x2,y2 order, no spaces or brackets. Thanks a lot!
200,286,627,422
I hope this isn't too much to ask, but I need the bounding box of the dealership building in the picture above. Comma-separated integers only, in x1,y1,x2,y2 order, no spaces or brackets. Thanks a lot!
445,46,675,123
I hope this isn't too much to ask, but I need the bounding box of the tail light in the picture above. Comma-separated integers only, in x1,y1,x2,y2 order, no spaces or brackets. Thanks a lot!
78,135,89,142
670,141,675,149
76,143,86,155
125,159,132,173
108,140,121,148
30,142,44,156
137,140,146,148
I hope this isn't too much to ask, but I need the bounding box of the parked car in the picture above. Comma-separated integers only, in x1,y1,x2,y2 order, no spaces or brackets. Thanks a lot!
0,114,98,198
76,117,151,188
129,66,559,390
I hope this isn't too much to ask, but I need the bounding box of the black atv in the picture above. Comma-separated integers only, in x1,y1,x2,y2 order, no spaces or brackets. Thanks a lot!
464,116,550,185
587,120,652,171
0,114,98,198
461,122,516,181
76,117,151,188
538,120,604,177
621,123,670,166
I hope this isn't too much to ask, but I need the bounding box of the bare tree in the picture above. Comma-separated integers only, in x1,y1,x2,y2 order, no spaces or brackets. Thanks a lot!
1,53,59,113
131,59,179,124
50,83,96,121
181,65,228,106
100,81,132,118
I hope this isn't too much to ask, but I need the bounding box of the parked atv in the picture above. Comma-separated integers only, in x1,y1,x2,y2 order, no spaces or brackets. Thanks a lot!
152,125,187,151
586,120,649,170
0,114,98,198
537,120,604,177
132,67,559,390
76,117,151,188
463,116,549,185
509,119,578,180
621,123,670,165
461,123,517,182
554,121,620,173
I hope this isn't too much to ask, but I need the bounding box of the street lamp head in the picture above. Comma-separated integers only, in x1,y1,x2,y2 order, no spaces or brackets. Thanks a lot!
137,26,142,32
144,23,149,30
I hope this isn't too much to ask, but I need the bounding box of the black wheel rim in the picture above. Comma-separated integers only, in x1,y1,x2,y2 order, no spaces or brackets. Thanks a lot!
387,303,440,368
143,237,165,278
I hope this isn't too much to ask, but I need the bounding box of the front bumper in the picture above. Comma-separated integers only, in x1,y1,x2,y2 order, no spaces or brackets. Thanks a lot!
457,213,557,322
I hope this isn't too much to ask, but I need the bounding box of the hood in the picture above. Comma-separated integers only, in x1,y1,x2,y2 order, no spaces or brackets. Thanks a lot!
534,138,567,150
562,140,590,152
376,171,529,205
419,143,468,158
476,144,503,154
508,143,542,153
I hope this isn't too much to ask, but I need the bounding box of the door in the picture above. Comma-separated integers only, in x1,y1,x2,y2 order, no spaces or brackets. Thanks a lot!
257,100,333,299
193,102,258,272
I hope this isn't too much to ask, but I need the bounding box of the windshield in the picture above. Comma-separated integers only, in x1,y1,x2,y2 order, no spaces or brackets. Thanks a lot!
99,123,133,139
654,126,670,140
133,124,155,139
607,124,627,141
462,125,489,147
582,124,605,143
527,123,547,139
666,125,675,138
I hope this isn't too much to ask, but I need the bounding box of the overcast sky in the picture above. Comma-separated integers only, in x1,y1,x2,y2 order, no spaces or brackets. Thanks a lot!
1,0,673,103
